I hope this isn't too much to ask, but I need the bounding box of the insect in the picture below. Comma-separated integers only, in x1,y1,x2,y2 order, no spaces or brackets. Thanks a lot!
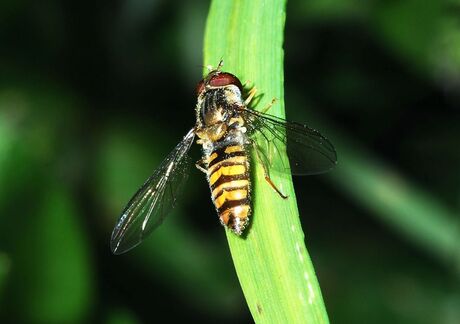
110,62,337,254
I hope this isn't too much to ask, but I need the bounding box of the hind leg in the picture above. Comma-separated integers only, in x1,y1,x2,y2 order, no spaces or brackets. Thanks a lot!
252,141,288,199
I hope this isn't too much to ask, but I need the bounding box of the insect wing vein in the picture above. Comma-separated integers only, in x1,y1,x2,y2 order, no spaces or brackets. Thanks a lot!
110,129,195,254
241,108,337,175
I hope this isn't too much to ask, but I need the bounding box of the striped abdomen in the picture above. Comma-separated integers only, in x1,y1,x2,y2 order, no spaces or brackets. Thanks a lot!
206,143,251,234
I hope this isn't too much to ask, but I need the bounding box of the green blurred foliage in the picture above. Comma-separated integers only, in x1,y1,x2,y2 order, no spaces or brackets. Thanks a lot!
94,124,243,313
0,0,459,322
106,308,141,324
0,86,93,322
6,186,93,323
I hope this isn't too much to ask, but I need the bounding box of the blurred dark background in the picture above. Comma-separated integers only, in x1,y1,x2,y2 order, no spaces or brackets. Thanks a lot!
1,0,459,323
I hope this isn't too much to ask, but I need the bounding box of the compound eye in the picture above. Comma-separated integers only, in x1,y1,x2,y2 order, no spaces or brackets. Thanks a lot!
208,72,243,91
195,80,205,95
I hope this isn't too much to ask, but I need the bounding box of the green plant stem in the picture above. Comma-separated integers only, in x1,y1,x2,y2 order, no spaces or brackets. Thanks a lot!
204,1,329,322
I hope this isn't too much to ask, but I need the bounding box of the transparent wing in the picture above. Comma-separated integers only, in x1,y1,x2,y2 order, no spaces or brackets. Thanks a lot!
110,128,195,254
241,108,337,175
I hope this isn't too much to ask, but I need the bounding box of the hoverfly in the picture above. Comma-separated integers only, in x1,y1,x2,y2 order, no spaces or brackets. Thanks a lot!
110,62,337,254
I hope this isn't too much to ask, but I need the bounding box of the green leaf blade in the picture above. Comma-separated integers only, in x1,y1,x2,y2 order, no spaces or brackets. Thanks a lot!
204,0,330,322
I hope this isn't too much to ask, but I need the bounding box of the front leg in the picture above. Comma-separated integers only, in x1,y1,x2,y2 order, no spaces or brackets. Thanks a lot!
195,158,208,173
244,87,257,106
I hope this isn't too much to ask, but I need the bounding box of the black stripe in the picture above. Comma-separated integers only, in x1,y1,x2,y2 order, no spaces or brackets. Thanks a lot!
218,199,250,214
210,173,249,191
209,150,246,168
210,145,226,161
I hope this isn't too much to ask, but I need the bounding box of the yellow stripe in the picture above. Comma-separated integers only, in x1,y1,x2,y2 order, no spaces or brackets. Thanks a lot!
212,179,249,197
209,164,246,185
208,156,247,174
207,152,218,164
224,145,244,154
214,189,248,209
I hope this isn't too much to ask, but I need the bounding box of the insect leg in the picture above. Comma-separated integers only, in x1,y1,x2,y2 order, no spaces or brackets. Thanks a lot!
244,87,258,105
252,141,288,199
260,98,277,114
195,159,207,173
241,80,252,88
